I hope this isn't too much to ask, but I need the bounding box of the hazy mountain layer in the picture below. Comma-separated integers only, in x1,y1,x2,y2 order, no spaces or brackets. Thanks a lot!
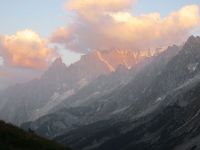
54,36,200,150
0,49,161,125
22,45,180,138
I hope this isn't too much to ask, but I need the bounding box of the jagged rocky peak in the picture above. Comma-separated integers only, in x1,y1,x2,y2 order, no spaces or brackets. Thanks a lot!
54,57,63,65
79,49,164,72
50,57,66,68
183,35,200,53
42,57,67,79
186,35,200,44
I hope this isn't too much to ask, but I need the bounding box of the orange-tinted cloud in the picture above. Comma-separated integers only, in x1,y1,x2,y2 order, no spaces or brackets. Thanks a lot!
0,30,57,70
67,0,135,21
51,0,200,52
50,27,73,43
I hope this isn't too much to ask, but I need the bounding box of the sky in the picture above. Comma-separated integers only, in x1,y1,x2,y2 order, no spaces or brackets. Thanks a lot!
0,0,199,37
0,0,66,37
0,0,200,90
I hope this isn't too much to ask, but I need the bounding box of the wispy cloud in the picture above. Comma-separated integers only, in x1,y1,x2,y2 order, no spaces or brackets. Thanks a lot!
51,0,200,52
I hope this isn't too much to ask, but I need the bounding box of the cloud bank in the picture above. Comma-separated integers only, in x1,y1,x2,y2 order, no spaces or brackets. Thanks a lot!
0,30,56,70
51,0,200,52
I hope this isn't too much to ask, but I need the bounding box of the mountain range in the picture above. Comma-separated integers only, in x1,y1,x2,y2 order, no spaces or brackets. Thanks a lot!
0,49,162,125
2,36,200,150
52,36,200,150
21,45,179,138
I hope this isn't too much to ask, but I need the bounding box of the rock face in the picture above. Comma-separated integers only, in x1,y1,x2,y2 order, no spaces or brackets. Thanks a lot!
0,49,160,125
21,46,180,138
51,36,200,150
5,34,200,150
56,81,200,150
21,65,136,138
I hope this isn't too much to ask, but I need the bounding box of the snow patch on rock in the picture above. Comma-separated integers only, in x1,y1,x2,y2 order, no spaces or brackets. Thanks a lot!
187,63,199,73
31,90,75,121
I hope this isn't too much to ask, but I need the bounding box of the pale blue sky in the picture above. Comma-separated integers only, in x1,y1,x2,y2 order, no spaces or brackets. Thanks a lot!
0,0,200,37
0,0,66,37
134,0,200,16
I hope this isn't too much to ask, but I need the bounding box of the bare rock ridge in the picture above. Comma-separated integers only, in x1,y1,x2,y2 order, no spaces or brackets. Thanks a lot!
51,36,200,150
21,45,179,138
0,49,162,125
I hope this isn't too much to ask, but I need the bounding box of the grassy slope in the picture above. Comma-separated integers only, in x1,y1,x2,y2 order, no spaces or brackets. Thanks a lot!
0,120,72,150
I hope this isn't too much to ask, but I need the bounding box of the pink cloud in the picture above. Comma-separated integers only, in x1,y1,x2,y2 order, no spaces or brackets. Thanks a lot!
50,0,200,52
0,30,57,70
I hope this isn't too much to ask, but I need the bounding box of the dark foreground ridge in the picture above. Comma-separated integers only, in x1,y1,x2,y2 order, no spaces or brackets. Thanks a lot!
0,120,72,150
